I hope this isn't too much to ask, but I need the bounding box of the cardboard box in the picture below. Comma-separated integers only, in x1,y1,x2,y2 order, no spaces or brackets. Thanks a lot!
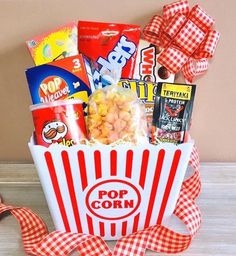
25,54,95,108
26,22,78,66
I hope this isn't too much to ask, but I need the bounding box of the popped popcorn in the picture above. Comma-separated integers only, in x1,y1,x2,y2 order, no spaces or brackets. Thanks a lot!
87,85,147,145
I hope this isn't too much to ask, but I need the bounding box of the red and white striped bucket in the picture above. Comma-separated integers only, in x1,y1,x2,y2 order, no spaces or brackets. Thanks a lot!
29,138,193,240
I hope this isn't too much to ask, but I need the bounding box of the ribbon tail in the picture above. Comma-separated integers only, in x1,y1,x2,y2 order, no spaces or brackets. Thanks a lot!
182,58,209,83
184,145,201,200
30,231,112,256
0,204,48,254
0,201,112,256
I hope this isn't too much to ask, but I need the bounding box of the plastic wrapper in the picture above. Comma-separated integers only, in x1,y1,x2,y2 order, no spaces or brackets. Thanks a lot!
118,79,157,140
78,21,140,89
152,82,196,144
87,85,148,145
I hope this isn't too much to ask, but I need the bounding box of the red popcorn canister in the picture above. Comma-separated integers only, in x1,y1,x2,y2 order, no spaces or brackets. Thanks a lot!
30,100,87,147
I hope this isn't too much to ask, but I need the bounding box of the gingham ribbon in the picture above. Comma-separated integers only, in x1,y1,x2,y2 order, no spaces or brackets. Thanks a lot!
0,146,201,255
143,0,220,83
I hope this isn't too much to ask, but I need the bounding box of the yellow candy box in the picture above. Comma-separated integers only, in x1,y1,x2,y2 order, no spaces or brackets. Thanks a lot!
26,22,78,66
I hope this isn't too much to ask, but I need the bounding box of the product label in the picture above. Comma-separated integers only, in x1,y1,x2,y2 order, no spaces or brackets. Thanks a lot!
119,79,158,139
118,79,157,104
161,83,192,100
86,179,141,220
42,119,75,146
26,22,78,66
31,102,87,147
93,36,137,88
39,76,70,102
78,21,141,89
134,39,175,84
152,82,196,144
139,46,156,81
26,54,93,107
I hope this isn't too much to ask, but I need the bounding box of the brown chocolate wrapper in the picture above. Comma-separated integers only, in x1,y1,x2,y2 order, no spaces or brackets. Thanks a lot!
133,39,175,84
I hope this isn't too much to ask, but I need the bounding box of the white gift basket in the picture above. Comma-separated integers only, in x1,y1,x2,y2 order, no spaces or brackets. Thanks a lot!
29,138,193,240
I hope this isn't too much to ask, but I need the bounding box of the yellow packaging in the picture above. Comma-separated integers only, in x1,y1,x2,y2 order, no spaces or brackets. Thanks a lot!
118,79,157,139
26,22,78,66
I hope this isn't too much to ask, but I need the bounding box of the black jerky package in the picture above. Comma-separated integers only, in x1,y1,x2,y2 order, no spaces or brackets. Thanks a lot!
152,82,196,144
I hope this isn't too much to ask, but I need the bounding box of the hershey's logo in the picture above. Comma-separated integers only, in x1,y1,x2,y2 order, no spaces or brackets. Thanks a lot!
139,46,156,81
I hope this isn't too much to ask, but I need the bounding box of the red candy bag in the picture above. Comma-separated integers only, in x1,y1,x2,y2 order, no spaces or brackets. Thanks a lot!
78,21,141,89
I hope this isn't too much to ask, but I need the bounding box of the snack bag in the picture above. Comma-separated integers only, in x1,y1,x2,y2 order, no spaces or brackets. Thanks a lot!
25,54,94,110
78,21,141,89
26,22,78,65
118,79,157,137
152,82,196,144
134,39,175,83
87,85,147,145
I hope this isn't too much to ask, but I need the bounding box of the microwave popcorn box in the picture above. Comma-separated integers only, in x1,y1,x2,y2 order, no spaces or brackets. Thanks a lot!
29,139,193,240
25,54,95,108
26,22,78,66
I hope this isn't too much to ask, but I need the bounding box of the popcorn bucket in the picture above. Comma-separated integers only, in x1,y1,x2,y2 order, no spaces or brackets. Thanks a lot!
29,138,193,240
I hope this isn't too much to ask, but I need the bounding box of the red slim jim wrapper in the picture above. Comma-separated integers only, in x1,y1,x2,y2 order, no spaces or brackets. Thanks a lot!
30,100,87,147
78,21,140,89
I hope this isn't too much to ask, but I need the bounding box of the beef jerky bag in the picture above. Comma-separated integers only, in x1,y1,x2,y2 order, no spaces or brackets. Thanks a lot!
152,82,196,144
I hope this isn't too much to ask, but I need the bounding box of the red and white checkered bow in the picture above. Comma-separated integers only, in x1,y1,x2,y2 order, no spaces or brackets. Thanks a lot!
0,146,201,256
143,0,220,83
